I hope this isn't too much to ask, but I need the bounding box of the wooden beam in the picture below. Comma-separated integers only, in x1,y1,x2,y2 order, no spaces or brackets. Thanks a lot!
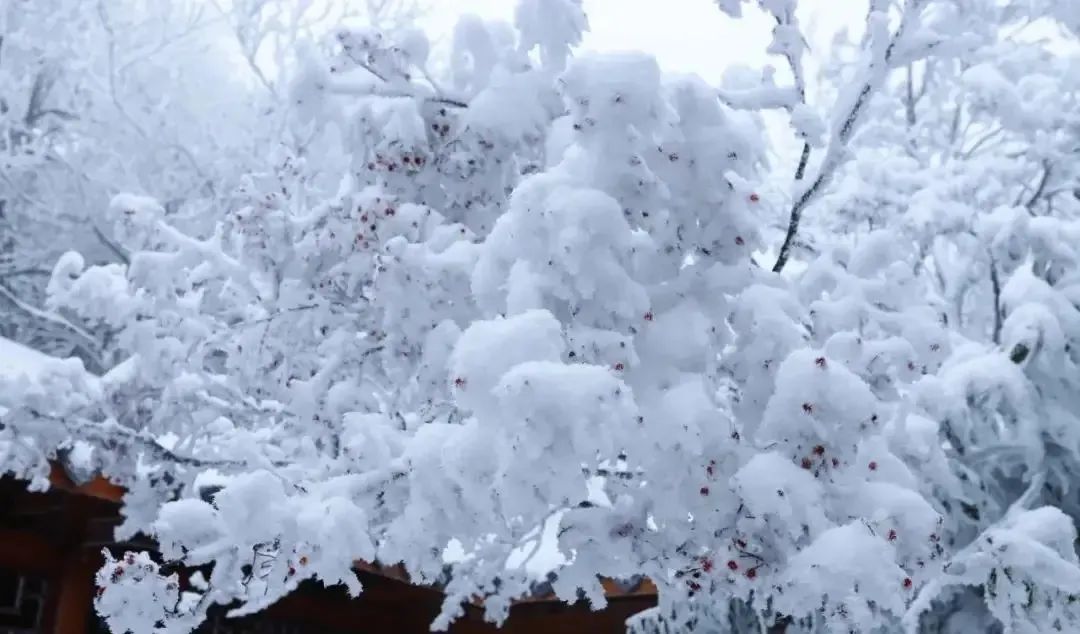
0,529,61,573
263,572,656,634
36,492,103,634
354,559,659,606
46,550,101,634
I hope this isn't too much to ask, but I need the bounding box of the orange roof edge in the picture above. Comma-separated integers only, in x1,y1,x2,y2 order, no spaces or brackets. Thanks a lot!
48,462,125,503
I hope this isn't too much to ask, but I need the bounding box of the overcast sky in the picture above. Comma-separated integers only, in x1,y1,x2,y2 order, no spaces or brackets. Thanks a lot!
417,0,868,164
423,0,865,84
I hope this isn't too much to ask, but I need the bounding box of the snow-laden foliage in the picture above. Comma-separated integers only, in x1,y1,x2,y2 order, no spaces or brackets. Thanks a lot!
2,0,1079,633
0,0,404,368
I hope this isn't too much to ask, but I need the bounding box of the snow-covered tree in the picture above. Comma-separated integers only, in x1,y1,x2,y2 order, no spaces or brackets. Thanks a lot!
788,2,1080,631
0,0,372,369
2,1,1079,633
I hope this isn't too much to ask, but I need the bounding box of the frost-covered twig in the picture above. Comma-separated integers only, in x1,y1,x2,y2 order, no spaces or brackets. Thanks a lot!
773,0,929,273
326,75,468,109
989,255,1003,343
29,411,276,471
0,281,99,350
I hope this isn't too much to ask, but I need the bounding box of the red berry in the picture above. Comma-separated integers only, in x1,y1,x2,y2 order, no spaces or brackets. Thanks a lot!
800,457,813,470
706,465,714,477
903,577,912,589
453,377,466,388
644,312,653,322
745,568,757,579
699,486,710,496
701,558,713,573
888,529,897,541
96,587,105,598
735,236,745,246
614,362,625,371
688,581,701,592
831,457,840,467
802,403,814,414
814,356,827,368
288,567,296,577
299,556,309,566
868,461,878,471
749,193,760,202
812,445,825,456
727,560,739,571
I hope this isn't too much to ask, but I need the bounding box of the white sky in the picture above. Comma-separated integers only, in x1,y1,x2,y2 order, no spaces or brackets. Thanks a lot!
423,0,866,84
418,0,868,163
415,0,1073,180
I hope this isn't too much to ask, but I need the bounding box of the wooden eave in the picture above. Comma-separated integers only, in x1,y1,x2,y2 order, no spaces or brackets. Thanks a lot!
42,462,659,605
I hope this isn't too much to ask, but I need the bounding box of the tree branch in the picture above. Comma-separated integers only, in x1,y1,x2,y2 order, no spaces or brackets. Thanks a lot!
0,281,99,351
327,75,468,109
1020,160,1052,215
23,409,289,472
0,268,51,280
772,0,927,273
989,255,1003,344
904,64,917,126
93,226,130,265
793,142,811,181
959,126,1004,158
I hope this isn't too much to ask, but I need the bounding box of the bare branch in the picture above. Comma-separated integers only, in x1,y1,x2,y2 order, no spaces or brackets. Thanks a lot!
793,142,811,181
959,126,1005,159
93,226,131,265
0,268,51,280
1018,161,1052,215
989,255,1003,344
904,64,917,126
